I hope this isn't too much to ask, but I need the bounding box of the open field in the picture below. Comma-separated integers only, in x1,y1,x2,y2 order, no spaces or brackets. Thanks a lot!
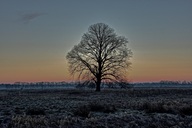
0,88,192,127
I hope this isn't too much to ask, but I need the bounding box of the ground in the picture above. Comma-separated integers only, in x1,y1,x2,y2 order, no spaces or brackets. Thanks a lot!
0,88,192,127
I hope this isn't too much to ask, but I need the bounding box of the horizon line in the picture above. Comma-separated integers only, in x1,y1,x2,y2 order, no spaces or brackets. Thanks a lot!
1,80,192,84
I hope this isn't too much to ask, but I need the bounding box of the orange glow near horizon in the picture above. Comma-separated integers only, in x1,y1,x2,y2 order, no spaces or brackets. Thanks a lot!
129,53,192,83
1,56,191,84
0,58,72,84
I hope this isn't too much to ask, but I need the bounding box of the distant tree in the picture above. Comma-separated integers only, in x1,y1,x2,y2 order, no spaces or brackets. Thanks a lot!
66,23,132,91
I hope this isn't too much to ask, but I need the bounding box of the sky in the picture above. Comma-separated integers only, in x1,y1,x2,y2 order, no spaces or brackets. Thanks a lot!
0,0,192,83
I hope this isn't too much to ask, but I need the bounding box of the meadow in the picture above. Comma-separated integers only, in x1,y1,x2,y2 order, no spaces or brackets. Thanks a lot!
0,88,192,127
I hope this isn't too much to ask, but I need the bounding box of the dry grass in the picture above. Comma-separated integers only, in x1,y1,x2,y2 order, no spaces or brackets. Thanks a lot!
0,88,192,127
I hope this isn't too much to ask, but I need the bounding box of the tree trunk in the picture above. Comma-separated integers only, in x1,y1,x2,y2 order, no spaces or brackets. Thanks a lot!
96,79,101,91
96,40,102,92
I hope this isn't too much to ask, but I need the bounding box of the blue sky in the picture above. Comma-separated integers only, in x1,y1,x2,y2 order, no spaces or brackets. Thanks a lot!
0,0,192,83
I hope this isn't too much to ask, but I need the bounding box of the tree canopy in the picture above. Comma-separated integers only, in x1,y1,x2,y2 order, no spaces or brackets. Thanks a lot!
66,23,132,91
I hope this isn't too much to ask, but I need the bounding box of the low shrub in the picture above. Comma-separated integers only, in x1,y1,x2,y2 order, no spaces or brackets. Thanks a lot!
26,107,45,115
179,105,192,116
89,102,117,113
73,102,117,117
73,105,90,117
142,102,168,113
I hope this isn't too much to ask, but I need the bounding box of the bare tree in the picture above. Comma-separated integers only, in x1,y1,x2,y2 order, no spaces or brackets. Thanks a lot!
66,23,132,91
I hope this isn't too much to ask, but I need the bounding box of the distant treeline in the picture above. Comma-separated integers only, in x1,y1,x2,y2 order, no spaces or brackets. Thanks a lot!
0,82,76,90
133,81,192,88
0,81,192,90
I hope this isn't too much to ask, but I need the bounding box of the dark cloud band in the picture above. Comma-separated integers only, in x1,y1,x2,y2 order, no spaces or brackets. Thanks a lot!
21,12,46,23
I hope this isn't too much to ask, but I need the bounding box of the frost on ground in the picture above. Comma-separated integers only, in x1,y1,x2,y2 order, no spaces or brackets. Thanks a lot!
0,89,192,127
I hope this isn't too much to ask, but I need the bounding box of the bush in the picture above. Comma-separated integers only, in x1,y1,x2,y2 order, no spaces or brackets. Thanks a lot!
142,102,167,113
73,105,90,117
26,107,45,115
73,102,117,117
179,105,192,116
89,102,117,113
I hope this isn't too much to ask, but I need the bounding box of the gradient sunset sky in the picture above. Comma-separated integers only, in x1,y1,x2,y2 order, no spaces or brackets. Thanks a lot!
0,0,192,83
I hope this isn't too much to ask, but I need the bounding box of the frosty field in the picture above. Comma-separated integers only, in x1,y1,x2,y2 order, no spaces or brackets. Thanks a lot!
0,88,192,128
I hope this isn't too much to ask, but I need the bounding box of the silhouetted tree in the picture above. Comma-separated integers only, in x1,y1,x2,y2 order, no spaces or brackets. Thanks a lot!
66,23,132,91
